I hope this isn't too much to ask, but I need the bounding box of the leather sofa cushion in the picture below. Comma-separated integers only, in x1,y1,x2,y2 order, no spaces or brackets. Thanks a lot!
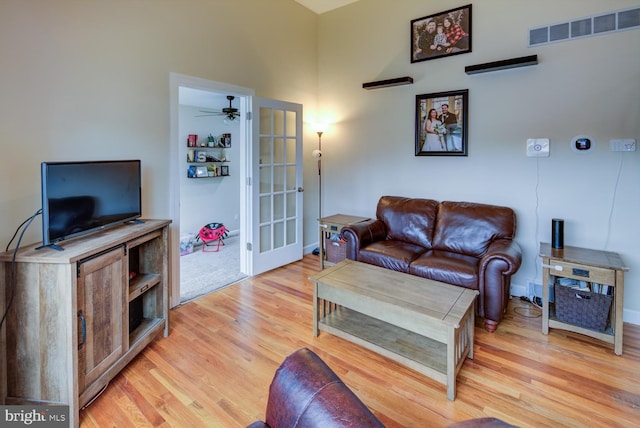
358,240,426,273
409,250,479,289
377,196,438,249
433,201,516,258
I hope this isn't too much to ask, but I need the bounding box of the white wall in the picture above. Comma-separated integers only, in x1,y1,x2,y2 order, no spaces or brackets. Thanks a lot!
317,0,640,322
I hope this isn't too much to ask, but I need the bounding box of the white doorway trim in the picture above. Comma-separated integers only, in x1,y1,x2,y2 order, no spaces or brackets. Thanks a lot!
169,73,255,307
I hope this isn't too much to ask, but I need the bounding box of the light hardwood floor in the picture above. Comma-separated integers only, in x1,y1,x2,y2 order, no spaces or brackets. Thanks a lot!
80,255,640,427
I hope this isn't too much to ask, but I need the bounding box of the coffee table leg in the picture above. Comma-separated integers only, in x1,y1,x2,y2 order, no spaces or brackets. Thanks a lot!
468,306,475,359
313,283,319,337
447,326,455,400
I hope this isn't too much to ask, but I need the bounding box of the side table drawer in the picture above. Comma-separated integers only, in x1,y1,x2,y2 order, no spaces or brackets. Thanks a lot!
549,260,615,285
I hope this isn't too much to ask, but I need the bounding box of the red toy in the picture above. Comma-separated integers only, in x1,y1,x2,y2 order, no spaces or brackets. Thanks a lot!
197,223,228,252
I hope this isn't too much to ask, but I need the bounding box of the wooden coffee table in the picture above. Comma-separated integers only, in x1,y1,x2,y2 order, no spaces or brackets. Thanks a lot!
309,259,478,400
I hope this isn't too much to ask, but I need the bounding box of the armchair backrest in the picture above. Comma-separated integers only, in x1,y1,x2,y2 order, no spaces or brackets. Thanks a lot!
262,348,384,428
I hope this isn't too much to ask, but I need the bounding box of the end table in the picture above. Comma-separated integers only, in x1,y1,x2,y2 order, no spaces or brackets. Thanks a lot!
539,242,628,355
318,214,369,270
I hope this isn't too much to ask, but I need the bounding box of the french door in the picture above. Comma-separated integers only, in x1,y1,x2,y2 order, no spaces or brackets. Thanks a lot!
249,97,303,275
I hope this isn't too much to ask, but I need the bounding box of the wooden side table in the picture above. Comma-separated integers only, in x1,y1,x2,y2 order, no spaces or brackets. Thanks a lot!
318,214,369,269
539,242,628,355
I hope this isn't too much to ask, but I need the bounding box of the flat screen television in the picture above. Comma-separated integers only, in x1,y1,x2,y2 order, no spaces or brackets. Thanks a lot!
40,160,142,249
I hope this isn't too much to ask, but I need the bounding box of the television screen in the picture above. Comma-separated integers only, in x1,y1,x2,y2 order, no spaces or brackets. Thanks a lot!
41,160,142,249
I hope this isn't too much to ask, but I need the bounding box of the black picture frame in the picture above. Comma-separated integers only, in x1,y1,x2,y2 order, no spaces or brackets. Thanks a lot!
411,4,472,63
415,89,468,157
220,165,229,176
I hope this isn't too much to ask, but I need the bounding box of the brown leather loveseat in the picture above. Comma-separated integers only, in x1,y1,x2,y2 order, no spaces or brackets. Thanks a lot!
341,196,522,332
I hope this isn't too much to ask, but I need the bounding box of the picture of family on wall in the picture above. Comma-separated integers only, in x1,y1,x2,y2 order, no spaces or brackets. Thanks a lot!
415,89,468,157
411,4,472,63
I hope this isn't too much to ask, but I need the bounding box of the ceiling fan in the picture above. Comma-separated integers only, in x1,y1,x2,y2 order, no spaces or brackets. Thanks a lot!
197,95,240,123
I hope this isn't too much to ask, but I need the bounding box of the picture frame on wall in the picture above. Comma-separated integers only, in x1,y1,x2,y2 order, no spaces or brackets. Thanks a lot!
411,4,472,63
415,89,468,157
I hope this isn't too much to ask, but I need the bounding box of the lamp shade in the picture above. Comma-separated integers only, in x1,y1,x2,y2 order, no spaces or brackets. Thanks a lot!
314,123,328,134
223,116,238,125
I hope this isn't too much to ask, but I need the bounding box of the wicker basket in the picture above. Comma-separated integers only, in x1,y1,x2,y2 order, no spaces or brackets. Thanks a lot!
554,284,612,331
325,237,347,264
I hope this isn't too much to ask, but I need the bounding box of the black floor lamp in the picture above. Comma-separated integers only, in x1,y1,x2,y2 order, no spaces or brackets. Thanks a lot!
312,127,325,256
313,130,323,220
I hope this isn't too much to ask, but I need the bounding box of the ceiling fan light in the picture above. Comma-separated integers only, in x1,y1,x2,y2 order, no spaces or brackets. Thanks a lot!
223,115,238,125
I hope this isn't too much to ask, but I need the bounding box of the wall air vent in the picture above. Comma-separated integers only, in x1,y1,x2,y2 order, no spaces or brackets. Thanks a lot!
529,6,639,47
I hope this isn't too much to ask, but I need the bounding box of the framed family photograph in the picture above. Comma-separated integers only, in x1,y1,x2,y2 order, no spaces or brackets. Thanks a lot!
415,89,468,157
411,4,472,63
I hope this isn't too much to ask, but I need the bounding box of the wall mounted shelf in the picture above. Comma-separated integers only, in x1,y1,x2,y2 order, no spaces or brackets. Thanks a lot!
362,76,413,90
465,55,538,75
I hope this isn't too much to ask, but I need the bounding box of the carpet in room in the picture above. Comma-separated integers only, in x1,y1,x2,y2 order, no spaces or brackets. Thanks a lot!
179,235,247,303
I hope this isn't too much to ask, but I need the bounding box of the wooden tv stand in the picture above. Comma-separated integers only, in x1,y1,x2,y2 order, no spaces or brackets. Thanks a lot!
0,219,171,427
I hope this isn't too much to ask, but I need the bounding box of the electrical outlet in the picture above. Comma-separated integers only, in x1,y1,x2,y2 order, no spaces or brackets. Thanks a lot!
610,139,636,152
526,281,537,300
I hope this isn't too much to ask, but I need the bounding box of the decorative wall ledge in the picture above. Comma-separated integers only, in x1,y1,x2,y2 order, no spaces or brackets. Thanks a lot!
465,55,538,75
362,76,413,90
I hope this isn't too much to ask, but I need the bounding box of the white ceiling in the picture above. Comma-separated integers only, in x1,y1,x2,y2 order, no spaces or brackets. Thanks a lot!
295,0,360,14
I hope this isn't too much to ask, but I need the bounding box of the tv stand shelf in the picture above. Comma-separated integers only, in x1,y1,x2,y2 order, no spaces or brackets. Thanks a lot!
129,273,161,301
0,219,171,428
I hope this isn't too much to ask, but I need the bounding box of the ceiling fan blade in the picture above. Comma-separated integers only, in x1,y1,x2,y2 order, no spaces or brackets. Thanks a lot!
195,96,240,119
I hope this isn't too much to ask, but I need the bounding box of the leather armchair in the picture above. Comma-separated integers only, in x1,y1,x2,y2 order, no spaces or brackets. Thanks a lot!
247,348,384,428
248,348,516,427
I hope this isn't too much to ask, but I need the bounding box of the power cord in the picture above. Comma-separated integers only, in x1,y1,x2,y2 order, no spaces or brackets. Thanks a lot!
604,153,624,251
520,295,542,308
0,209,42,330
514,295,542,318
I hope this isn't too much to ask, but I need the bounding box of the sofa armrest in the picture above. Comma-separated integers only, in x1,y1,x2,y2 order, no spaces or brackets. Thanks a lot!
480,239,522,277
478,239,523,330
341,219,387,261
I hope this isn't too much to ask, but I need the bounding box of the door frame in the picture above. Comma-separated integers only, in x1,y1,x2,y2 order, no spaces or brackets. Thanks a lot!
169,73,254,307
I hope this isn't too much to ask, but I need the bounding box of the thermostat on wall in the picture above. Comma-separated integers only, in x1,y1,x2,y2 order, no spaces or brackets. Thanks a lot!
571,135,595,153
526,138,549,157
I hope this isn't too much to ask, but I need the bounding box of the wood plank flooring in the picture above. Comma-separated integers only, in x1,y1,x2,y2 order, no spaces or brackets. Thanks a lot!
80,255,640,427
